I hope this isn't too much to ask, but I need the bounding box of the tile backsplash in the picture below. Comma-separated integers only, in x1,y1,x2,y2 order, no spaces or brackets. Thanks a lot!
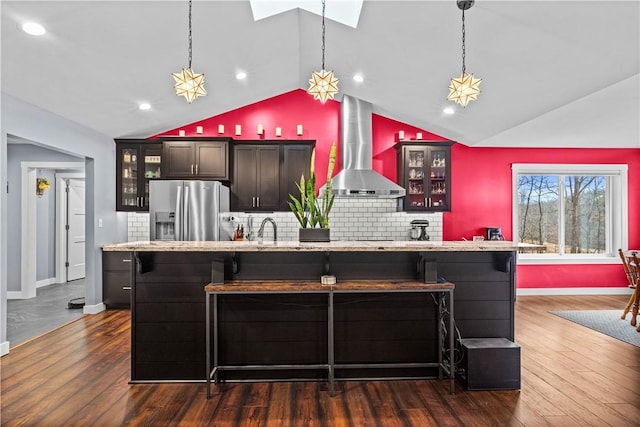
127,198,442,242
127,212,150,241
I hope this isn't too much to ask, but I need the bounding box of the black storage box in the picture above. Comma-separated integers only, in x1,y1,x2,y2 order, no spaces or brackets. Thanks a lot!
458,338,521,390
211,259,225,285
423,259,437,284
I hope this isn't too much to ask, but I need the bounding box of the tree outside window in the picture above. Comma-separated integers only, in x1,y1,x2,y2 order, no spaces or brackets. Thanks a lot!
518,175,607,255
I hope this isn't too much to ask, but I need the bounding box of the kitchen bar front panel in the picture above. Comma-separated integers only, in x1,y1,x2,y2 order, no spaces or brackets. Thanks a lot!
108,244,516,382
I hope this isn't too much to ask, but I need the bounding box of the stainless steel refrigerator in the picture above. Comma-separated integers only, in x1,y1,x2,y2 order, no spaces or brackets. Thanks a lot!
149,180,232,241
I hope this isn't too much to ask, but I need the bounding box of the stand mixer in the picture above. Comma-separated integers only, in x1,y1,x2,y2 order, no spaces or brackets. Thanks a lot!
409,220,430,241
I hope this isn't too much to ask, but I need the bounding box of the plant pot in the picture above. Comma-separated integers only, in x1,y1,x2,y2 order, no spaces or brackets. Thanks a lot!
299,228,330,242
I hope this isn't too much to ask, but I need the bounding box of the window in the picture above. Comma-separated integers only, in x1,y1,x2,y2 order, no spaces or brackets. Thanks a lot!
512,164,627,264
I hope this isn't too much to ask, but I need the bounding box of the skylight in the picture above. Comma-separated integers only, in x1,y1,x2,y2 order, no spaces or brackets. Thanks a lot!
250,0,363,28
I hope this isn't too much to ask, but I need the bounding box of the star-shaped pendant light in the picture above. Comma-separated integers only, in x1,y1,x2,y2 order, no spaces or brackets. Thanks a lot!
448,71,481,107
173,67,206,103
308,0,339,103
173,0,207,103
309,69,340,103
447,0,481,107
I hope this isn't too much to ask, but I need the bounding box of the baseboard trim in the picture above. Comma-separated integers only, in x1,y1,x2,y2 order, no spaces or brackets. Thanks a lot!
83,303,106,315
7,291,26,300
1,341,9,356
517,287,634,296
36,277,57,288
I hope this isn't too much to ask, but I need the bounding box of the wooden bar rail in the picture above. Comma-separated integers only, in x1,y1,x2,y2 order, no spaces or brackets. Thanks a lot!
204,280,455,398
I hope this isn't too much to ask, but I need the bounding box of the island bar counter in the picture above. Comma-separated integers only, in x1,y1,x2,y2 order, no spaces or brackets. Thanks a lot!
102,240,517,382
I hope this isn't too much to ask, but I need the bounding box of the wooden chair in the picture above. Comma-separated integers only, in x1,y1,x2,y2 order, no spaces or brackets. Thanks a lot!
618,249,639,328
632,252,640,332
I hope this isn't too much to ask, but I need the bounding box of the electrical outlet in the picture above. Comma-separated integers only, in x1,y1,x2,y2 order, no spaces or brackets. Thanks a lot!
98,218,103,228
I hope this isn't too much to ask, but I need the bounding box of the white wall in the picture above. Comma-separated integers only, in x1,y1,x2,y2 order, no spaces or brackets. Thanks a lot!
1,92,118,353
1,125,6,356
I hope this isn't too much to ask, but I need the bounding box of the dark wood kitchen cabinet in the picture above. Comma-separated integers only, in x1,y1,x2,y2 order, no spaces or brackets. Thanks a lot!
396,141,454,212
102,251,132,309
280,144,313,211
115,139,162,211
232,141,313,212
233,144,280,211
162,138,230,180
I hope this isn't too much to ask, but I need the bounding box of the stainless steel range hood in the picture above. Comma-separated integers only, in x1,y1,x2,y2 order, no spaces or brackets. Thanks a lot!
323,95,406,198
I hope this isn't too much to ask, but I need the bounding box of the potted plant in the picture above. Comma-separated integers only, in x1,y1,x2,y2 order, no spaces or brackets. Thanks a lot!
289,142,337,242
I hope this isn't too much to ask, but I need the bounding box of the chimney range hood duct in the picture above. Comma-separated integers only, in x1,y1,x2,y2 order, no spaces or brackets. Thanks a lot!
323,95,406,198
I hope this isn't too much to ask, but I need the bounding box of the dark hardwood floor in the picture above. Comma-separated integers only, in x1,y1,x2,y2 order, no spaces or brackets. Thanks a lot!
1,295,639,426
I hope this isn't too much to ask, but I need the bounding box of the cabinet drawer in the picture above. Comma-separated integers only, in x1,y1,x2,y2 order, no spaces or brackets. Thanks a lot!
103,271,131,308
103,252,133,271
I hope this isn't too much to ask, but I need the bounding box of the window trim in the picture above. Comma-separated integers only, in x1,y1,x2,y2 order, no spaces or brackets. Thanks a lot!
512,163,628,265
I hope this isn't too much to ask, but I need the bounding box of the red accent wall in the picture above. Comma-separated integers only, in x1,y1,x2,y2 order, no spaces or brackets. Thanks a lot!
448,144,640,288
155,89,640,289
152,90,341,190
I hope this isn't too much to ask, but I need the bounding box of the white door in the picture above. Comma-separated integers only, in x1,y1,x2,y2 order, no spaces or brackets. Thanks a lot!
67,178,85,281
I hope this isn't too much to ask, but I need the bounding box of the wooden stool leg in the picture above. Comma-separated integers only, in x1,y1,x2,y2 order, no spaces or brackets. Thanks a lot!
631,288,640,327
619,249,639,322
621,291,636,320
630,253,640,327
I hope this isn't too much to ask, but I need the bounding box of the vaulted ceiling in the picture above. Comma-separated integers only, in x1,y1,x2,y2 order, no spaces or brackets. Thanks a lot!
2,1,639,148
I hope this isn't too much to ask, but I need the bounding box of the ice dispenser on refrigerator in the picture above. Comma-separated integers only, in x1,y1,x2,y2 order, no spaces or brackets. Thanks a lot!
154,212,175,240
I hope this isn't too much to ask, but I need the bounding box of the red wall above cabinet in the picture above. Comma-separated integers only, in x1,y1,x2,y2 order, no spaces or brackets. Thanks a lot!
151,89,446,189
152,90,340,189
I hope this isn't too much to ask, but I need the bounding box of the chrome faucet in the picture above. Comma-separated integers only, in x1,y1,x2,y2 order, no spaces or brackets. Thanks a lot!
257,217,277,242
246,215,254,241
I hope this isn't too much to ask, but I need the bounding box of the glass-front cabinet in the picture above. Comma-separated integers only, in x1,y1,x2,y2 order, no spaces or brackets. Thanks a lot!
396,141,454,212
115,139,162,211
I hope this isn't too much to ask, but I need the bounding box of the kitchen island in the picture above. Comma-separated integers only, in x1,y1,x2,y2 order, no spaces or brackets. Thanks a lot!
102,240,517,383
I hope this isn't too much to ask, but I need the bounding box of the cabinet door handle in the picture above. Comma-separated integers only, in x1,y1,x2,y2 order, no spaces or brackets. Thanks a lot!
122,286,132,291
252,197,255,207
122,259,132,263
257,197,260,207
191,164,194,175
137,196,141,207
195,164,198,175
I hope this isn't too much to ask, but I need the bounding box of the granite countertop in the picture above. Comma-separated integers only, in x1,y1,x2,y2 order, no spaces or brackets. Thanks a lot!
102,240,520,252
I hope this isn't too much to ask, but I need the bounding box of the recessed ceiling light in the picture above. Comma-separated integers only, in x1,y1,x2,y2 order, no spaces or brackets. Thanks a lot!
353,74,364,83
139,103,151,111
236,71,247,80
22,22,46,36
443,107,455,115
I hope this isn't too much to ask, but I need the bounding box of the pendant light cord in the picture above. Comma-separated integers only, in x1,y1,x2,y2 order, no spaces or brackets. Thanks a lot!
461,8,466,74
321,0,326,71
188,0,193,69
